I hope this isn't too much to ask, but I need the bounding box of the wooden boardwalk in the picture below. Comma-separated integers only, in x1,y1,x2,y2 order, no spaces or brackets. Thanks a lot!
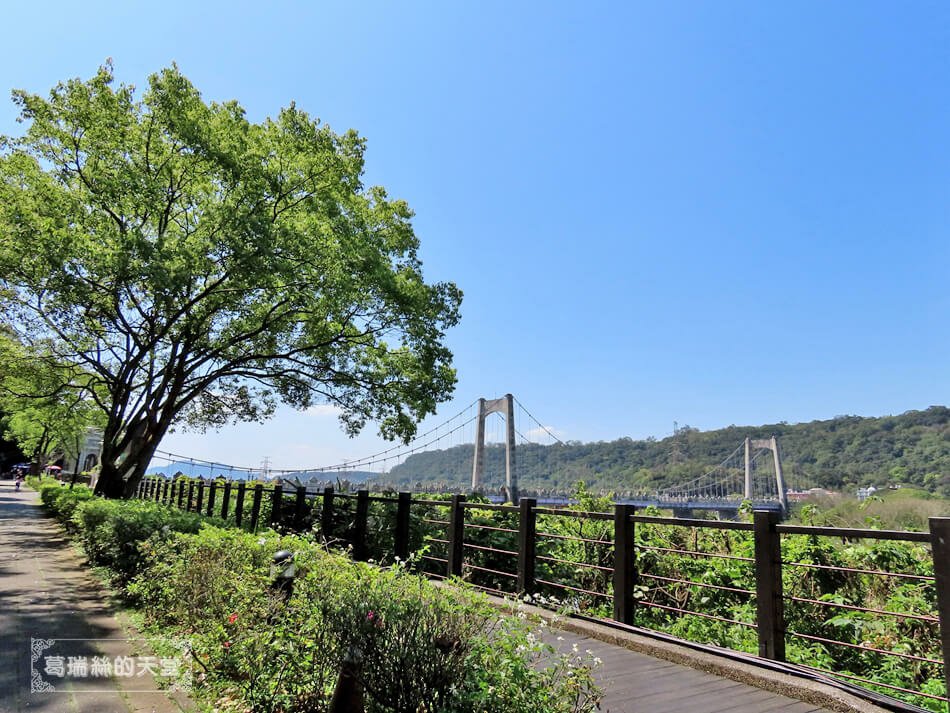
551,629,840,713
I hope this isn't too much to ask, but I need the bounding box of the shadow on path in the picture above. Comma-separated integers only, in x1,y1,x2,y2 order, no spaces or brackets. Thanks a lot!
0,484,193,713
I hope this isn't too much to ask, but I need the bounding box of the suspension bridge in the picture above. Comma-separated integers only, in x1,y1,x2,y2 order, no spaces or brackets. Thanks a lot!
146,393,791,516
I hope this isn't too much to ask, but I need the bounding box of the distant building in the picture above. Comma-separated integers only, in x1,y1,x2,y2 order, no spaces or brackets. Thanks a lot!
856,485,878,501
70,428,103,475
787,487,836,501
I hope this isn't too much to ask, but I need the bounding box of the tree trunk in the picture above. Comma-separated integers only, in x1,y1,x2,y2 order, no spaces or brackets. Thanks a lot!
94,460,127,498
121,455,154,499
94,429,165,499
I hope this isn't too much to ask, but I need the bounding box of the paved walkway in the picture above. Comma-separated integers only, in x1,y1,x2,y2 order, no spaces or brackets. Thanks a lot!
0,483,192,713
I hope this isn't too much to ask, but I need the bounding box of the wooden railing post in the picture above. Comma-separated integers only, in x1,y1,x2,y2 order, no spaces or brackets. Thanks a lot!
447,495,466,578
206,482,216,517
321,487,335,540
613,504,636,625
177,480,186,509
754,509,785,661
186,481,195,511
294,486,308,531
395,492,412,561
518,498,537,594
195,481,205,514
234,482,246,527
928,517,950,707
153,479,161,501
249,484,263,532
271,485,283,527
162,481,170,505
221,482,232,520
353,490,370,561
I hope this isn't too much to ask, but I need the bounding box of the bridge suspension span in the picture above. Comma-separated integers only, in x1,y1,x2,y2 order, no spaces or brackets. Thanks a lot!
145,393,789,513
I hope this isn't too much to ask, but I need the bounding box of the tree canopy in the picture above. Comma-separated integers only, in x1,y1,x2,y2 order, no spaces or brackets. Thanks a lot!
0,63,461,497
0,333,104,472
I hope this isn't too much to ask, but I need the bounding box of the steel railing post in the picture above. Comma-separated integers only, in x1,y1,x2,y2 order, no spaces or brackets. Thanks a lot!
234,482,246,527
754,509,785,661
294,486,308,531
447,495,466,578
249,484,263,531
395,492,412,561
613,504,636,625
518,498,537,594
221,482,232,520
206,482,216,516
928,517,950,710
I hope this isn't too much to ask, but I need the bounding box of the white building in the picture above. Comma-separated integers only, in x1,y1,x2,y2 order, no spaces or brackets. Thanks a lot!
69,428,103,476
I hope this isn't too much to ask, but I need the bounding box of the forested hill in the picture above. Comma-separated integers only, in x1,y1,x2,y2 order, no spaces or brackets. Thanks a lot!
371,406,950,496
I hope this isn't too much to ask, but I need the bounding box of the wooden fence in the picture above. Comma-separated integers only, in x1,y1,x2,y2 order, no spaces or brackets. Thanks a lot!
134,476,950,711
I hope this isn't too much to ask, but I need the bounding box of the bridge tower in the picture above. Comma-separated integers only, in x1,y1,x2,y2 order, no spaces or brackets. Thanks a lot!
471,394,518,504
744,436,788,511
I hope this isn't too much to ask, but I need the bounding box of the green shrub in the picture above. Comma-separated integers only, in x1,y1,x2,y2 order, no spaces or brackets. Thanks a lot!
71,498,224,584
37,481,95,530
128,526,602,713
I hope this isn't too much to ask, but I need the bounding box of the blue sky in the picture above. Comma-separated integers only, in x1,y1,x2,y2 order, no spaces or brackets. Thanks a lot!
2,2,948,471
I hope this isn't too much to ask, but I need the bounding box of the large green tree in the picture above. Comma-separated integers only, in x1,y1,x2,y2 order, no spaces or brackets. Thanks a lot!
0,335,104,473
0,64,461,497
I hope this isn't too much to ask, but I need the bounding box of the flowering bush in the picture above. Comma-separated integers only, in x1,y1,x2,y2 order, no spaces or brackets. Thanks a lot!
128,526,602,712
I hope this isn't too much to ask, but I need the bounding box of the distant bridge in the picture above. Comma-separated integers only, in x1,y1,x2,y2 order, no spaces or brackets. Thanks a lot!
148,393,790,517
640,435,789,517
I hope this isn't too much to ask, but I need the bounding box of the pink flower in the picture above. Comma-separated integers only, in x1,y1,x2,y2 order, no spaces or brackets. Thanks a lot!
228,613,238,624
223,641,231,649
367,611,375,621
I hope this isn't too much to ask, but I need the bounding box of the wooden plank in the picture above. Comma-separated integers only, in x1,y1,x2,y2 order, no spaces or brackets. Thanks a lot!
604,674,740,701
541,629,839,713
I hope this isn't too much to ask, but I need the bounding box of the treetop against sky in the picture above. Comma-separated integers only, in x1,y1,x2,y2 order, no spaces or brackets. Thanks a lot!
0,1,946,471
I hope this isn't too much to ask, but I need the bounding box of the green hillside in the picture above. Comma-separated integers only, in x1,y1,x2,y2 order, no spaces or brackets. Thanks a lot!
371,406,950,496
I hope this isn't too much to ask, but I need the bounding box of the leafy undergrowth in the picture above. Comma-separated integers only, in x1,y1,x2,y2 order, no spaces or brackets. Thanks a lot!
32,479,603,713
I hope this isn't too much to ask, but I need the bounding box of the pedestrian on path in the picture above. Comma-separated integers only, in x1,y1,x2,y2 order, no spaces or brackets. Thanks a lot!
14,474,22,491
